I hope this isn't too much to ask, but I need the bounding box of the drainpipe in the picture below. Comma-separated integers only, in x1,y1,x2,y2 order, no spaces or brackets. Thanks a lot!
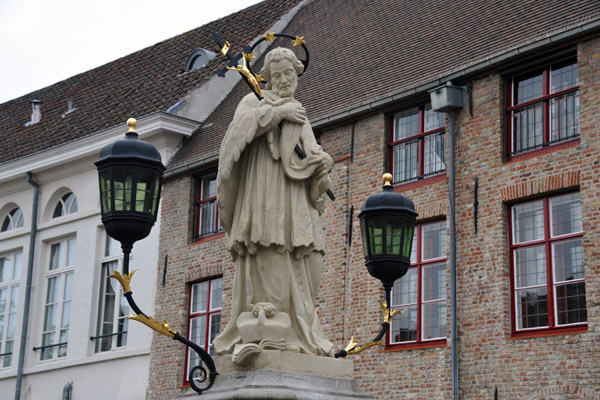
448,110,458,400
430,82,467,400
15,172,40,400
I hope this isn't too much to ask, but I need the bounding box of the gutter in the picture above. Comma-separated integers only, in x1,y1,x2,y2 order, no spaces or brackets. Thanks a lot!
14,172,40,400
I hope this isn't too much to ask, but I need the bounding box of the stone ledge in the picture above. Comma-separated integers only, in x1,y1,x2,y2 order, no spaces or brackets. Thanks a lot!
215,350,355,379
178,368,374,399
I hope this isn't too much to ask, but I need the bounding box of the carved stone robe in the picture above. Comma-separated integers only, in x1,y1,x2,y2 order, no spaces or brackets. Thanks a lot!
213,90,334,357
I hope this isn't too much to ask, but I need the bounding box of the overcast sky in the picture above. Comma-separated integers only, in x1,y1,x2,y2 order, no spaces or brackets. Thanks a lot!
0,0,263,103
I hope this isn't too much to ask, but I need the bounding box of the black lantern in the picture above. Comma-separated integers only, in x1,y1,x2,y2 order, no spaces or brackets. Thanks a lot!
358,173,418,292
95,118,165,263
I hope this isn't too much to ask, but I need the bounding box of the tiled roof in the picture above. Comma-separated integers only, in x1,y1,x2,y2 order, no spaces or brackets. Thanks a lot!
167,0,600,172
0,0,301,165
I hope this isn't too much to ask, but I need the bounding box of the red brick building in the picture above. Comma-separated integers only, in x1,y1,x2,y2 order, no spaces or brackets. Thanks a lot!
149,1,600,399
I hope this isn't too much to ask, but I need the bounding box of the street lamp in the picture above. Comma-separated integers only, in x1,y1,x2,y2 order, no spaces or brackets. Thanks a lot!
95,119,217,394
335,173,418,357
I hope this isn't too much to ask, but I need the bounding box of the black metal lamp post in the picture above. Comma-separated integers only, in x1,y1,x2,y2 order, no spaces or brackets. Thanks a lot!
335,173,418,357
95,119,217,394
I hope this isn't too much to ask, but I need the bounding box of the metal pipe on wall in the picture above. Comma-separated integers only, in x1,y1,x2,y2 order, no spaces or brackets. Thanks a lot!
448,111,458,400
14,172,40,400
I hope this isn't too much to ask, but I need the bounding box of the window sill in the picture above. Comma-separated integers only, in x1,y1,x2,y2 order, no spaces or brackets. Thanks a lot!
190,231,225,245
509,324,587,340
505,138,580,164
385,339,446,351
393,173,447,192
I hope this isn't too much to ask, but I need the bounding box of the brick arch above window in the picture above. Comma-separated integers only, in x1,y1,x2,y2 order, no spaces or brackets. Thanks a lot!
501,171,580,202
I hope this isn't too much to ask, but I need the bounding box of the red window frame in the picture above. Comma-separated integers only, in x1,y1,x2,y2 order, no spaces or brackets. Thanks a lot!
508,192,587,337
387,220,447,349
505,57,579,158
195,173,222,239
388,104,446,186
184,277,222,384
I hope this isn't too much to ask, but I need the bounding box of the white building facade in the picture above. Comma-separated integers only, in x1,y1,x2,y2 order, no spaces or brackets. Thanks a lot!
0,113,199,400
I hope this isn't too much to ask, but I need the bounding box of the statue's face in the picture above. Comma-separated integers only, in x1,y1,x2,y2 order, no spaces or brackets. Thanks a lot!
269,59,298,98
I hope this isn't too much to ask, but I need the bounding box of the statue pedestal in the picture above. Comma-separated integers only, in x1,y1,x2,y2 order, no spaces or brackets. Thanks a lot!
177,350,374,399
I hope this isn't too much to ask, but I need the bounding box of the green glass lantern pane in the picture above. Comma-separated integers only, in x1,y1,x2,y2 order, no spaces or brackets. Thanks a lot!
403,222,415,258
113,170,133,211
99,171,112,214
368,217,383,255
360,220,369,256
386,218,404,255
135,170,154,213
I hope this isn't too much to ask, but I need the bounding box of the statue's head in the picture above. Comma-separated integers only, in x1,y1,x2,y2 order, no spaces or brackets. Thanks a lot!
261,47,304,98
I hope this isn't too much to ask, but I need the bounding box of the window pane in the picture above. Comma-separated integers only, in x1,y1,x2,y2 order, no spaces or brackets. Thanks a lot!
551,61,578,93
555,282,586,325
188,316,207,378
553,239,584,282
117,293,129,347
422,264,446,302
0,257,9,282
393,139,418,183
514,245,546,288
409,230,417,264
424,104,444,131
422,222,446,260
514,72,543,104
516,287,548,329
392,267,417,306
66,239,76,267
41,332,55,360
49,242,63,270
208,314,221,356
202,176,217,200
13,252,22,280
550,92,579,142
210,278,223,310
422,300,446,339
105,235,121,257
512,102,543,153
550,192,582,236
191,282,208,314
394,108,419,141
512,200,544,243
390,305,417,343
199,200,216,236
423,132,445,175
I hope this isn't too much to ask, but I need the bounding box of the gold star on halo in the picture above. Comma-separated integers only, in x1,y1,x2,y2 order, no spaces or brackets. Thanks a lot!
263,32,276,43
243,52,256,63
292,36,305,47
254,74,265,83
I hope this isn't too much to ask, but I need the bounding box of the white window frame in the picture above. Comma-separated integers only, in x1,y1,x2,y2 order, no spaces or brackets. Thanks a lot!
0,250,22,368
94,234,128,352
39,237,75,361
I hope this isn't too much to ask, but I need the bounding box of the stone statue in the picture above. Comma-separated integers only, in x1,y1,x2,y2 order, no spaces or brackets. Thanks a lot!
213,47,334,362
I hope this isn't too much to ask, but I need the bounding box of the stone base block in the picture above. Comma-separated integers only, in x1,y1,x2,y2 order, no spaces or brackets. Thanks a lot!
177,351,374,399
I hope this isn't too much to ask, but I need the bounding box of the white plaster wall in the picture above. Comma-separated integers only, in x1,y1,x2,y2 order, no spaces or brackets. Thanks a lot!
0,122,183,399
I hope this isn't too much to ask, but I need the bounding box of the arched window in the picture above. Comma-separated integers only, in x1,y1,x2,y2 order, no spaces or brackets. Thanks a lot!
1,208,24,232
53,192,78,218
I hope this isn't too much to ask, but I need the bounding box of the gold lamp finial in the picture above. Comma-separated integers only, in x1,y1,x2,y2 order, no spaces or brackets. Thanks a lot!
383,173,393,186
127,118,137,133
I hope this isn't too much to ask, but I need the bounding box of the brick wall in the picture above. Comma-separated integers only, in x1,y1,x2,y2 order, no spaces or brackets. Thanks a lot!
148,36,600,399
